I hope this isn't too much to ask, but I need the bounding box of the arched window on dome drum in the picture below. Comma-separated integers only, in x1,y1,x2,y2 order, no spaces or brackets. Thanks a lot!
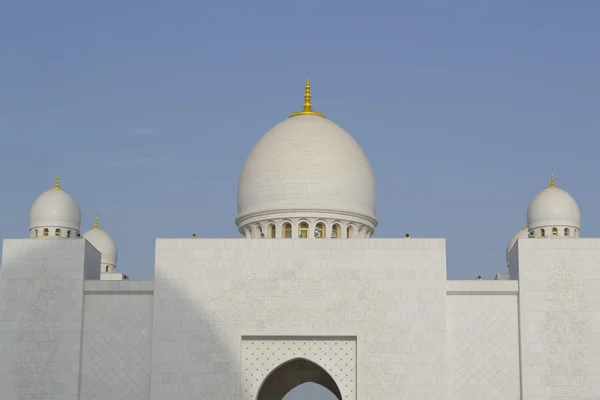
105,266,109,272
315,223,325,239
43,228,49,237
347,226,354,238
67,230,72,238
55,229,61,237
283,223,292,238
34,229,38,238
564,228,570,236
332,224,340,239
298,222,309,239
540,228,545,237
552,227,558,236
269,224,276,239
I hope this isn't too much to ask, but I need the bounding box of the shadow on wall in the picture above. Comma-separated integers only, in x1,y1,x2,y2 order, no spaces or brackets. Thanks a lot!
151,246,347,400
150,272,238,397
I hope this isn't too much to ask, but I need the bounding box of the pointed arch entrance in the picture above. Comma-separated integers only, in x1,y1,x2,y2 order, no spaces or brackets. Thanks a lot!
257,358,342,400
241,337,356,400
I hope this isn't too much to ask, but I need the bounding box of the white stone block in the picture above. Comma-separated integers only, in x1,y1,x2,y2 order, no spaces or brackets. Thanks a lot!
516,238,600,399
0,238,98,399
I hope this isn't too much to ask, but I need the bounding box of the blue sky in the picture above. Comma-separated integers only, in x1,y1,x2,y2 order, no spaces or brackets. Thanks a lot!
1,2,599,398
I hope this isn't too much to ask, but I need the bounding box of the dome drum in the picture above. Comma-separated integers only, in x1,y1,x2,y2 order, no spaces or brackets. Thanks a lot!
240,216,373,239
527,219,579,231
528,225,579,239
29,218,81,232
529,219,580,230
30,226,79,239
236,209,376,236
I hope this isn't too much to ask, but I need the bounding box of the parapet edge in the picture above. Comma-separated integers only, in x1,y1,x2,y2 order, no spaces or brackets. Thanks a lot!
447,280,518,295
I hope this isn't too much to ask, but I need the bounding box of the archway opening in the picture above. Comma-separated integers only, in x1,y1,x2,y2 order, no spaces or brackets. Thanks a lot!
283,382,340,400
257,358,342,400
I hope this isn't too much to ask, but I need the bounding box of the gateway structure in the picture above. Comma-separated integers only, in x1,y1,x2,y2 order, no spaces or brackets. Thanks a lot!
1,81,599,400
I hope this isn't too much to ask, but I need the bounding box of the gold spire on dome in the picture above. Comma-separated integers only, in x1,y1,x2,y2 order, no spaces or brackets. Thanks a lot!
289,79,326,119
546,172,558,188
93,215,100,230
54,174,64,191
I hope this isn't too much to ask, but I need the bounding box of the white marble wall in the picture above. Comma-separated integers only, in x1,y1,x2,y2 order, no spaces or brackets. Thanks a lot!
516,239,600,399
0,238,99,400
80,281,154,400
3,235,600,399
151,238,449,400
446,281,521,399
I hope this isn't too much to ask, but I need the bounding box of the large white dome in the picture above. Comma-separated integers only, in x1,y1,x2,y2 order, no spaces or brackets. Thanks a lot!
29,176,81,232
237,115,376,221
506,226,529,262
83,217,118,269
527,175,580,230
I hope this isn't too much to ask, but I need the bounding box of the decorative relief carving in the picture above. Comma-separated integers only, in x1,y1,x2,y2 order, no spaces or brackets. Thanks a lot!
241,338,356,400
542,261,592,398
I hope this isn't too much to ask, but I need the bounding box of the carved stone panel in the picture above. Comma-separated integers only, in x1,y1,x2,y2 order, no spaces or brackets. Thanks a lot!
241,337,356,400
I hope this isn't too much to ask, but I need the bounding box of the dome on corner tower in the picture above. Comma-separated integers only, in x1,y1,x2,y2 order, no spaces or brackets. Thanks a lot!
29,175,81,236
236,80,377,232
527,173,580,233
83,216,118,271
506,226,529,262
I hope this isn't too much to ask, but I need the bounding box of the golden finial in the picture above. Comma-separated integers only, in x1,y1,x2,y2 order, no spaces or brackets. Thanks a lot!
93,215,100,230
546,172,557,188
289,78,326,119
54,174,64,190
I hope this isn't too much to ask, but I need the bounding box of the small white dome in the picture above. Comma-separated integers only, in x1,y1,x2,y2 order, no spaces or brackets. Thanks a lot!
526,174,580,230
29,176,81,232
237,82,376,227
506,226,529,262
83,217,118,268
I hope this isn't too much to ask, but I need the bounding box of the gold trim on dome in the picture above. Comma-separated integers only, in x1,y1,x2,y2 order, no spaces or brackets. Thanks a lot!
289,78,326,119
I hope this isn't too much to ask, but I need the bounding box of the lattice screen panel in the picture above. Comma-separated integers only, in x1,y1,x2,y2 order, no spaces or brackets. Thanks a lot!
242,337,356,400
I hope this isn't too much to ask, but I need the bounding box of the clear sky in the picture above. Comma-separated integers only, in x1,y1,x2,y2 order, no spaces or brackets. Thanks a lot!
1,2,599,399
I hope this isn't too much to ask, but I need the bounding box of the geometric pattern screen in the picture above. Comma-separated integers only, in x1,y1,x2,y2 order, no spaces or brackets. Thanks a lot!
241,337,356,400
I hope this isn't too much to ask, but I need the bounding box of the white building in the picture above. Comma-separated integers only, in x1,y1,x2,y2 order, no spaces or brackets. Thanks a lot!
0,80,598,399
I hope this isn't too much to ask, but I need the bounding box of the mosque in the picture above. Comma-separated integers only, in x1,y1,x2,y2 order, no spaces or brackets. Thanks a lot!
0,80,599,399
